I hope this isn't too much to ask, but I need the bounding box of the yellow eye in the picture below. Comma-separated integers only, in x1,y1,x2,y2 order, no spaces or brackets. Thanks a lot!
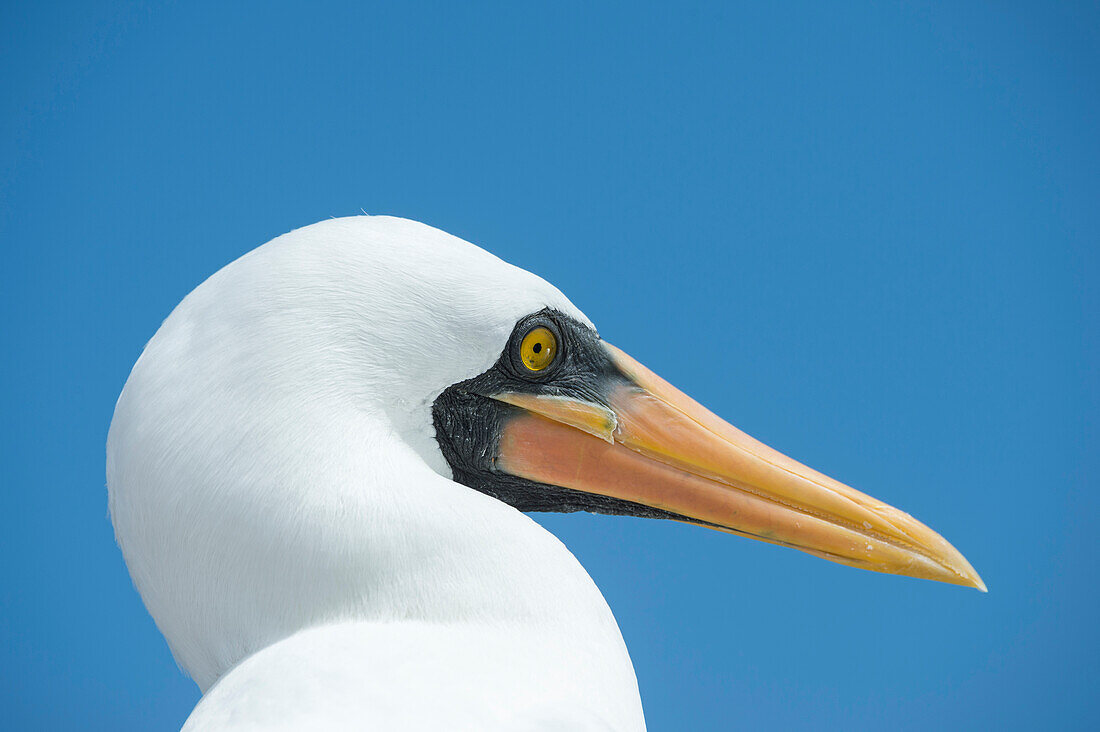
519,326,558,372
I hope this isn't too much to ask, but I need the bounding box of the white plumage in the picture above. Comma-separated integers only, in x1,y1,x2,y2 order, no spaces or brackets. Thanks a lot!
109,216,646,730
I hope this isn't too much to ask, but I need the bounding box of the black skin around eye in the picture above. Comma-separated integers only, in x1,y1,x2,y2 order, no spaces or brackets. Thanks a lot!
431,308,688,520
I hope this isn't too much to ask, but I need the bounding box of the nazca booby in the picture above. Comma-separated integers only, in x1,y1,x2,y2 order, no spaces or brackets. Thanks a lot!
107,216,984,730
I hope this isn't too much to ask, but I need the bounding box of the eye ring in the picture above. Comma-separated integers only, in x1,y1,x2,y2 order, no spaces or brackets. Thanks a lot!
519,326,558,372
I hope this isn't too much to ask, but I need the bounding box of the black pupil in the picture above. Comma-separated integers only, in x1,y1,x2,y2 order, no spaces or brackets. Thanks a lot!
532,342,543,354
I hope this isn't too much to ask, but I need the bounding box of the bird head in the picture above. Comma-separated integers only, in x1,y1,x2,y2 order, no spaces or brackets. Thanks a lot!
108,215,982,689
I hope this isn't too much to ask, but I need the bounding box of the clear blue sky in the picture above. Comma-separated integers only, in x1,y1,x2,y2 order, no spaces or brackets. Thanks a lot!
2,2,1097,729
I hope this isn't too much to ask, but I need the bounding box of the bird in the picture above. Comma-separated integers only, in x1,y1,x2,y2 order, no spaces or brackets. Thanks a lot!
107,215,984,730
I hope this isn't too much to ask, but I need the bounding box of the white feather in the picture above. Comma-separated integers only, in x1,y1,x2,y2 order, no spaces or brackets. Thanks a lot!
107,216,645,730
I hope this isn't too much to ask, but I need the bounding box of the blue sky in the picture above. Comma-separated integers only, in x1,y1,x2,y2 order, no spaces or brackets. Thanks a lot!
2,1,1097,729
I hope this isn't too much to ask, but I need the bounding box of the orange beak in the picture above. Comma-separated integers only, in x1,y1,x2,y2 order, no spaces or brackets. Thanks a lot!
491,343,985,590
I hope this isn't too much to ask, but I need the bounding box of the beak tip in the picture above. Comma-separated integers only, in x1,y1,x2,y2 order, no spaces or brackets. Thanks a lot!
945,554,986,592
949,546,986,593
938,545,986,593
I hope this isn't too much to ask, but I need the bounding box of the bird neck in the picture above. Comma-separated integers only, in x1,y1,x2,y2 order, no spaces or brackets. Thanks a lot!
115,399,623,691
